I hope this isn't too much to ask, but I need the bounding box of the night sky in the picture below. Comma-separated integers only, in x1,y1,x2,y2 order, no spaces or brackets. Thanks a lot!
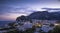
0,0,60,21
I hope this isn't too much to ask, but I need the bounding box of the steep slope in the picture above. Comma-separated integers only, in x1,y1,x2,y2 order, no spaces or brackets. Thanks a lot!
28,11,60,20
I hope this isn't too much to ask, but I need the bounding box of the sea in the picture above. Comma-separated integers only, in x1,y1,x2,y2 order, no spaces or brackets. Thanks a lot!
0,21,14,27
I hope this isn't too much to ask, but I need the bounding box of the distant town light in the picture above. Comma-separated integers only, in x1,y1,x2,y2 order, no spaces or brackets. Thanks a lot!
34,23,42,27
54,24,60,26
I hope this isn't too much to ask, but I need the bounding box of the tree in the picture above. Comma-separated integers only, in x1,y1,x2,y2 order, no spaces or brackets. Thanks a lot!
6,29,19,33
48,26,60,33
16,15,26,22
23,28,35,33
8,22,17,28
49,23,54,27
16,15,32,22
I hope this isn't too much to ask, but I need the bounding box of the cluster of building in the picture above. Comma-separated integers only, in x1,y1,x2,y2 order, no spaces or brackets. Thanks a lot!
0,19,60,33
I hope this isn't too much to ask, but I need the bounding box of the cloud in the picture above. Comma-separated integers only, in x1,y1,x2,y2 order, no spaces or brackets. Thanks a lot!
0,0,60,21
0,6,33,15
0,3,37,15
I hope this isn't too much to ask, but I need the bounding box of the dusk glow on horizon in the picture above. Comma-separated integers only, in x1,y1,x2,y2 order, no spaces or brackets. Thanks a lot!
0,0,60,21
